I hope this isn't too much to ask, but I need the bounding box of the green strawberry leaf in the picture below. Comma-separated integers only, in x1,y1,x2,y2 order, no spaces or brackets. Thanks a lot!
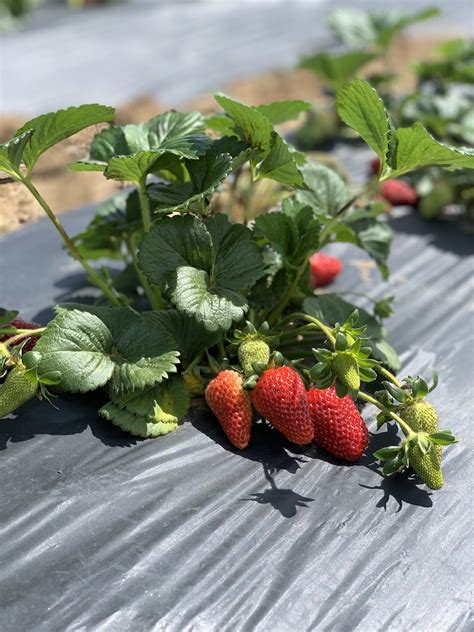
296,163,351,217
389,123,474,178
248,268,289,310
99,401,178,438
304,295,383,339
145,310,221,363
14,104,115,174
205,113,236,137
70,111,211,179
103,151,170,182
327,7,376,48
169,267,247,333
299,51,375,92
0,308,19,327
373,296,395,319
213,95,305,186
370,340,401,372
383,382,407,403
373,446,402,460
382,452,405,475
257,132,304,186
254,100,311,125
429,431,457,446
373,7,440,49
138,214,213,288
138,214,264,332
0,129,36,177
36,307,180,394
306,294,400,369
254,212,298,259
214,94,273,151
336,79,391,170
255,199,321,264
148,145,233,213
111,375,190,422
328,7,439,50
336,80,474,177
211,136,258,171
72,189,142,260
35,308,115,393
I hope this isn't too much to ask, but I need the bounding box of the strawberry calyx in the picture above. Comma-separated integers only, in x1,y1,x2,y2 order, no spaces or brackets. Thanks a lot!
374,429,456,489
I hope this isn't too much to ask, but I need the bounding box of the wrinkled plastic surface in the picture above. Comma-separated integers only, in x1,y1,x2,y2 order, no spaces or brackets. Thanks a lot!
1,203,473,631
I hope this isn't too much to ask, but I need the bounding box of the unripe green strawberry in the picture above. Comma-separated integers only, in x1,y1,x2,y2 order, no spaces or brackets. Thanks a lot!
0,365,38,418
402,401,438,434
402,400,443,488
331,352,360,391
419,181,453,219
238,339,270,376
407,438,443,490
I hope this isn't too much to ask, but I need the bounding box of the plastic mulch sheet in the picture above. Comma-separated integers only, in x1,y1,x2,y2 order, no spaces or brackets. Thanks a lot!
1,202,472,631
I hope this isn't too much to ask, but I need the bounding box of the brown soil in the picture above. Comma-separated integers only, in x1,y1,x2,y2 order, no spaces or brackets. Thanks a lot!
0,35,443,235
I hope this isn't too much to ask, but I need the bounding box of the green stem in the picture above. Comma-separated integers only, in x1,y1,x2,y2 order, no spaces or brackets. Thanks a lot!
137,177,152,233
279,323,325,341
3,328,46,347
376,365,403,388
292,313,336,344
358,391,413,437
185,352,204,373
313,292,401,386
218,339,226,359
135,179,164,309
268,258,309,326
319,195,358,246
21,177,124,307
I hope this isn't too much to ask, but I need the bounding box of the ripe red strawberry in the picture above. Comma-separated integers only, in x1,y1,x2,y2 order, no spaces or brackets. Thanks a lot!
370,156,381,175
205,370,252,449
380,180,418,206
307,385,369,461
309,252,343,288
0,318,41,353
252,366,314,444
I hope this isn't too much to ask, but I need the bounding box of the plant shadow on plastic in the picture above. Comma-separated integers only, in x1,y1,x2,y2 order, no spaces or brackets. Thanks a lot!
0,393,142,451
193,412,313,518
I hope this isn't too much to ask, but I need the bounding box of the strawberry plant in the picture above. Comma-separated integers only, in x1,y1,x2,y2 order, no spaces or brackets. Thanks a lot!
1,79,472,491
296,7,473,223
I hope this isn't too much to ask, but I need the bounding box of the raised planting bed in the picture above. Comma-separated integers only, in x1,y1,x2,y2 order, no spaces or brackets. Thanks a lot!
1,79,473,631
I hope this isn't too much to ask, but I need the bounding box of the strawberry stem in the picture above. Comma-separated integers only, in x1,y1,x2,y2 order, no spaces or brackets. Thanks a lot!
318,195,358,246
268,258,310,326
20,177,125,307
3,328,46,348
376,365,403,388
186,352,204,373
136,181,165,310
357,391,413,437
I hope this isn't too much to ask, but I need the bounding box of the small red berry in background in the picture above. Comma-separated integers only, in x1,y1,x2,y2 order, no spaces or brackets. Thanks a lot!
309,252,343,288
380,180,418,206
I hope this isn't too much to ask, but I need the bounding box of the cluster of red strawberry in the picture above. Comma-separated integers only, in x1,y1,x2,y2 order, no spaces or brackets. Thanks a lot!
205,366,369,461
370,157,418,206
